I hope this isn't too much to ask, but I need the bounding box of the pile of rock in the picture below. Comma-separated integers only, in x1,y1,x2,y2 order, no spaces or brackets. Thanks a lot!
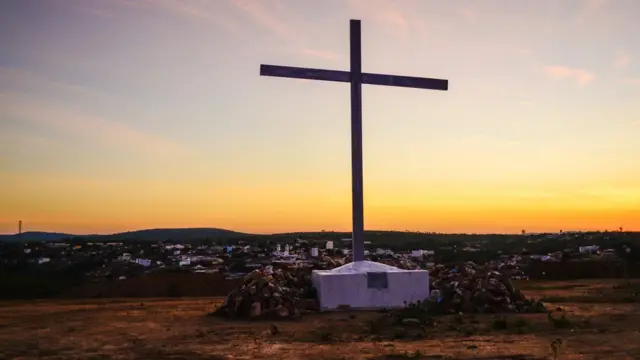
341,256,420,270
316,256,343,269
378,258,420,270
428,262,546,314
212,268,318,320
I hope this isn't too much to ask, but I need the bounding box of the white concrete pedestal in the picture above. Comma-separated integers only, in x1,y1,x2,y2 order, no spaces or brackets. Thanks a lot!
311,260,429,310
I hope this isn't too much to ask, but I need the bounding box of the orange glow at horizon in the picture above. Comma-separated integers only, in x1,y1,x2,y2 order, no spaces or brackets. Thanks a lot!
2,0,640,235
1,171,638,235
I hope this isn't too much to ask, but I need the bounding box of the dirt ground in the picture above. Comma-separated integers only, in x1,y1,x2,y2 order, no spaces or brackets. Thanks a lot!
1,280,639,360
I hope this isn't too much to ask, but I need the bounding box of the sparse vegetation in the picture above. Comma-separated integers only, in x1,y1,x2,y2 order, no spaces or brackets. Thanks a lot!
1,281,639,359
2,230,640,300
548,311,573,329
550,338,566,360
491,316,509,330
523,284,585,291
2,225,640,360
513,317,530,328
317,329,333,342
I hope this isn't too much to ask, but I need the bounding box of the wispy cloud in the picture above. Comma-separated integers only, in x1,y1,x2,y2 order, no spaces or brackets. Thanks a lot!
584,0,609,12
152,1,222,20
625,78,640,86
519,100,535,108
515,91,535,108
231,0,300,41
0,67,108,101
82,7,114,19
518,48,532,56
0,92,188,157
298,49,340,61
571,0,610,25
454,6,478,24
102,0,246,37
345,0,409,39
0,67,189,158
230,1,341,60
542,65,595,86
503,190,561,200
112,0,336,60
577,186,640,205
380,9,408,31
504,185,640,205
67,0,115,18
614,52,631,69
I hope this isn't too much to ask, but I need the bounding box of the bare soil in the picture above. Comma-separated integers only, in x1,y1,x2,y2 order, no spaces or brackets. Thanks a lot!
1,280,639,360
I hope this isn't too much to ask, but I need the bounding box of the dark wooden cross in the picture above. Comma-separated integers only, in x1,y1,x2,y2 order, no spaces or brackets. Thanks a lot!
260,19,448,263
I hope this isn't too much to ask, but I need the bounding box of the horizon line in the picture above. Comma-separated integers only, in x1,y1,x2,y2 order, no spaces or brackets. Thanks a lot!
0,226,634,237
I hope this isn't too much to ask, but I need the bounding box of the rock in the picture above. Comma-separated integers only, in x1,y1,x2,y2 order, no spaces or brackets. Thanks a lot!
428,263,546,314
401,318,421,325
277,306,290,317
212,268,319,320
213,258,541,320
250,301,262,318
430,289,441,300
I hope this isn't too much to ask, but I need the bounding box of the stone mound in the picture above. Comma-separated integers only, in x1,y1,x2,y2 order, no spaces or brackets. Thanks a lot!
211,267,318,320
429,263,546,313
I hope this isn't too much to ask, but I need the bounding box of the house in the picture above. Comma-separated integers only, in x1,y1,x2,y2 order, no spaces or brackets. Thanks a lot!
578,245,599,254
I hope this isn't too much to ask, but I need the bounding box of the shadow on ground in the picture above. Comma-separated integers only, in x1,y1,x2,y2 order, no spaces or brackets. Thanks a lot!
370,355,542,360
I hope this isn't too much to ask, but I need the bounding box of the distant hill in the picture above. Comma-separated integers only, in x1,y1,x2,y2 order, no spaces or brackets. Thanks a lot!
102,228,250,241
0,231,74,242
0,228,250,242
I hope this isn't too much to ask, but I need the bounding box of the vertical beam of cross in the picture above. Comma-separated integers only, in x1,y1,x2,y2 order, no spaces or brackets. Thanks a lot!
349,20,365,262
259,20,448,264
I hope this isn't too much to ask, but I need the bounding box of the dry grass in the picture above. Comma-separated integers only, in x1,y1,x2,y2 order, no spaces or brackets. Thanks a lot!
1,280,639,359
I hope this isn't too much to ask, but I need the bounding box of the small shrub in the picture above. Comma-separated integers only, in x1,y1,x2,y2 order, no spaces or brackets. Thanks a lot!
366,319,384,334
550,338,565,360
513,317,530,328
395,300,433,324
548,311,572,329
491,316,508,330
392,327,407,339
317,330,333,342
166,283,182,297
385,351,422,359
461,326,477,337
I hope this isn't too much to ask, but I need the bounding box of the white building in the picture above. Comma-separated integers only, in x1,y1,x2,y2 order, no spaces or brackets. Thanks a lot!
312,261,429,310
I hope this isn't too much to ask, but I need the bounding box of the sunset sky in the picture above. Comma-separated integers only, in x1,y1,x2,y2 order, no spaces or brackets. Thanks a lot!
1,0,639,235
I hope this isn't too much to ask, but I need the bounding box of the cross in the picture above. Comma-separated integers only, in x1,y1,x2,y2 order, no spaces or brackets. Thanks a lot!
260,19,448,263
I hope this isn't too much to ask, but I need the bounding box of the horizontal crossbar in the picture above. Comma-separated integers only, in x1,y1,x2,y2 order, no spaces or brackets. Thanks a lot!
260,64,448,91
